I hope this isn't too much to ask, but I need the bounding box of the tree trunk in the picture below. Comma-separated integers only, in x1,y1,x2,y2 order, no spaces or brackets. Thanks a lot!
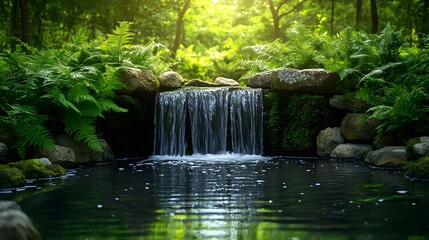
171,0,191,59
370,0,378,34
330,0,335,34
268,0,281,39
18,0,29,44
356,0,362,29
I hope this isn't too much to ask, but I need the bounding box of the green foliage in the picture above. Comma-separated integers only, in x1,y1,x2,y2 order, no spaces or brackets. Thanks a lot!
8,159,66,179
0,165,25,188
0,22,169,159
243,24,429,142
264,91,283,155
403,156,429,179
281,95,334,154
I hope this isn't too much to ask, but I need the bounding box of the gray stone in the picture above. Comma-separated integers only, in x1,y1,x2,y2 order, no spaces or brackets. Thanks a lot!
55,134,114,164
214,77,240,86
271,68,340,94
415,136,429,157
340,113,380,142
316,127,345,157
329,95,370,113
119,67,157,96
364,146,408,167
35,145,76,168
158,71,184,90
36,158,51,165
0,201,21,211
0,201,41,240
420,136,429,145
246,71,272,89
183,79,220,87
0,142,7,162
330,143,373,161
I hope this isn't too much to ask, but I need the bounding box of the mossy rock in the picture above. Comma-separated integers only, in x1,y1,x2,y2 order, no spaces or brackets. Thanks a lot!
405,137,421,160
403,156,429,179
8,160,66,179
0,165,25,188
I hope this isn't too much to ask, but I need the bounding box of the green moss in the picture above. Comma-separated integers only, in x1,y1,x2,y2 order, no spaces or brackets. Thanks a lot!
8,159,66,179
281,94,334,154
405,137,421,160
0,165,25,188
265,91,282,154
403,156,429,179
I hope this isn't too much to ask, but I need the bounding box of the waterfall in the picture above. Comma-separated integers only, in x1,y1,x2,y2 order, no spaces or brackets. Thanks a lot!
153,88,263,156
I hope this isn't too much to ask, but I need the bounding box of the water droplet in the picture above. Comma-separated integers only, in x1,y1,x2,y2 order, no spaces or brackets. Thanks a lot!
269,200,273,203
115,198,119,201
378,199,384,202
411,202,417,206
97,205,103,208
397,190,408,194
315,183,321,186
300,192,304,195
118,168,124,171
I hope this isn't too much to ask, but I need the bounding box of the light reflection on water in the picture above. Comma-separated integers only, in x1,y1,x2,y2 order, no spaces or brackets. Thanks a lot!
1,157,429,240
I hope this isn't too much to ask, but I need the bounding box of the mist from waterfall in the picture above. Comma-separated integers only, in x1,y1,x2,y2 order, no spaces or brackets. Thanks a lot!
152,88,263,157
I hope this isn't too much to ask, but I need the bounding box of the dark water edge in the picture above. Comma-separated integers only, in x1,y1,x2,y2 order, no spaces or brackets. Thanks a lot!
1,157,429,240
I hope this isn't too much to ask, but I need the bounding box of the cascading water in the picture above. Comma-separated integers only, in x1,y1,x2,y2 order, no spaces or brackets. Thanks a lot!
152,88,263,157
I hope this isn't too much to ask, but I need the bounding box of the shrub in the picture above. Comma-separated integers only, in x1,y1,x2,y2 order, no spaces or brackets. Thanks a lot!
403,156,429,179
0,165,25,188
8,160,66,179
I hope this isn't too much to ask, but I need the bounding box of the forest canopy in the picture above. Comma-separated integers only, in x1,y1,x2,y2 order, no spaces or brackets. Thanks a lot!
1,0,428,80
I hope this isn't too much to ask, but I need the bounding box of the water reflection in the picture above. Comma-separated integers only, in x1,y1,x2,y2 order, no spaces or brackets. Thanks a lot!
1,158,428,239
151,160,266,239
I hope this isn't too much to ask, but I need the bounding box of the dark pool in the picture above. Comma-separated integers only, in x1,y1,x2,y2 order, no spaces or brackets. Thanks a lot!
1,157,429,240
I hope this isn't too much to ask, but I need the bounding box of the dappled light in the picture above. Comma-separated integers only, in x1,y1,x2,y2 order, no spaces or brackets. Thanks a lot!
1,1,429,239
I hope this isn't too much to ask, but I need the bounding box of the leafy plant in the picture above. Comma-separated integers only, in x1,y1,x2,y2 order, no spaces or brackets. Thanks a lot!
0,22,169,159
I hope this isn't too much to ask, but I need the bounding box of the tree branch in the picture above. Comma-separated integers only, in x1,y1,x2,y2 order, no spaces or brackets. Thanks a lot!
278,0,307,19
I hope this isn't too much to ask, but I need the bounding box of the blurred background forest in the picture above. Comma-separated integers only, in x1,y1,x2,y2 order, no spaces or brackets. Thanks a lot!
1,0,428,80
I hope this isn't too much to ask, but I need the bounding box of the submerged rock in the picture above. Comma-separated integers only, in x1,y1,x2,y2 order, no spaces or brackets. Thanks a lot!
364,146,408,167
330,143,373,161
0,201,42,240
271,68,340,94
316,127,345,157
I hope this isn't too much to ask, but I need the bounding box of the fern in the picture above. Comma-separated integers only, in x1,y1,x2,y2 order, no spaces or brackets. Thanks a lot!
64,112,102,151
4,105,55,158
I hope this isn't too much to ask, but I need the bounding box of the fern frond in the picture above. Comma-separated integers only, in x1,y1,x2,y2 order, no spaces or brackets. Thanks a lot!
96,98,128,114
64,112,102,152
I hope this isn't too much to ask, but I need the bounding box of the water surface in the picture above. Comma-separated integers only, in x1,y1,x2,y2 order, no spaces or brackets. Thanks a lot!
1,157,429,239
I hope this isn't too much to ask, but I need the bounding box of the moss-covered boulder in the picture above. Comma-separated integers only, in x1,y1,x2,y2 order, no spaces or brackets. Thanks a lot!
0,165,25,188
8,160,66,179
403,156,429,179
